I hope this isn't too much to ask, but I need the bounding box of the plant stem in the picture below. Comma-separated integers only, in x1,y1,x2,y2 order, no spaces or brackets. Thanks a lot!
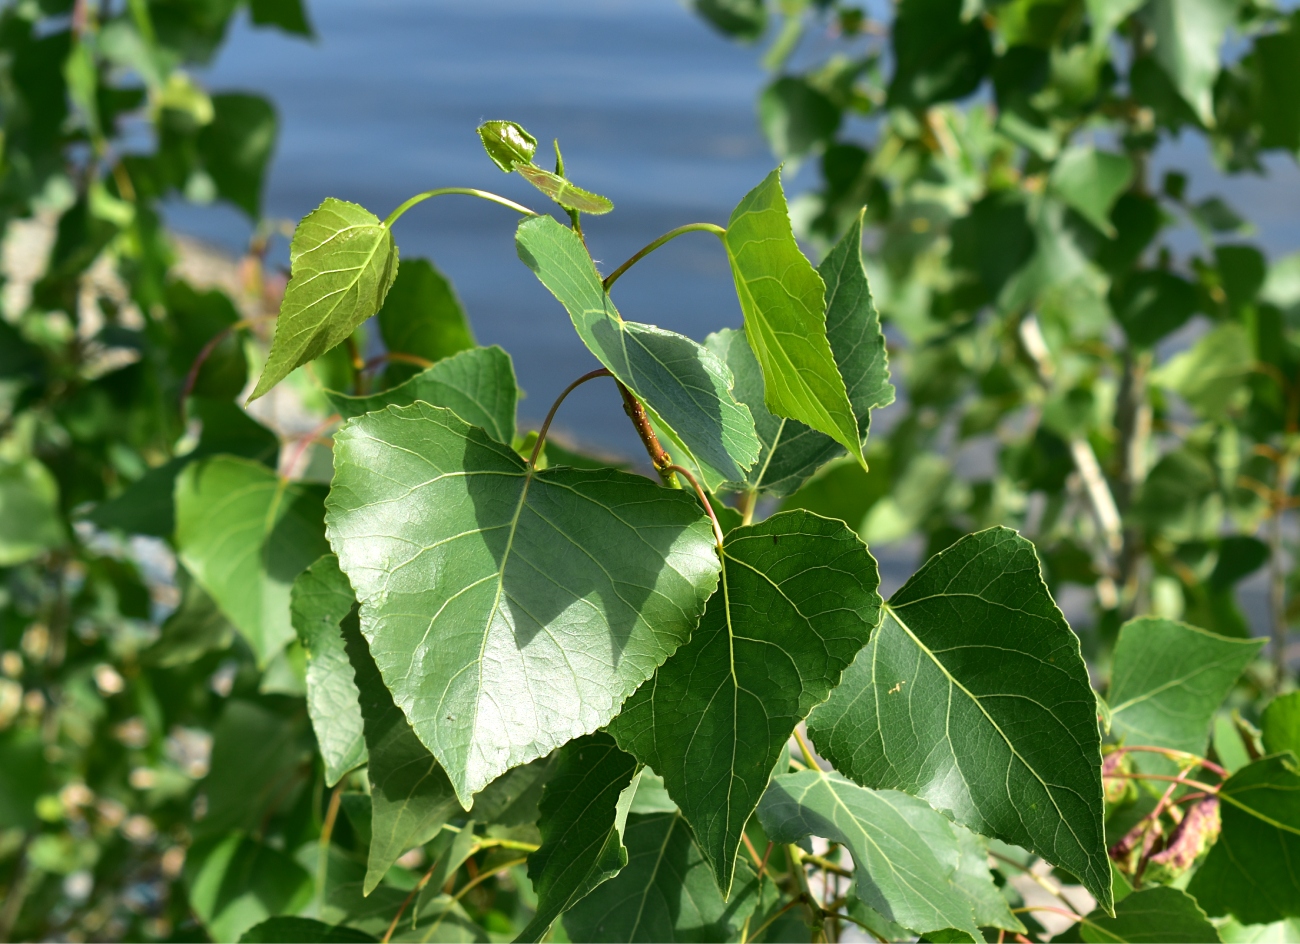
737,489,758,526
421,857,529,942
384,188,537,228
315,783,343,914
602,222,727,292
1269,449,1293,690
621,383,680,487
528,368,615,467
801,852,852,878
363,351,435,374
1106,772,1220,794
1106,745,1227,778
792,726,820,771
666,465,724,548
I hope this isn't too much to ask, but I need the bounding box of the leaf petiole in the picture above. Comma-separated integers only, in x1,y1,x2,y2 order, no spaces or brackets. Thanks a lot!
383,187,538,228
602,222,727,291
527,368,615,467
666,464,724,548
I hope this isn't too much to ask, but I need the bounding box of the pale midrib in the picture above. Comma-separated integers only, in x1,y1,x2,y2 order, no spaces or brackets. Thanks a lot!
629,813,680,938
1109,654,1245,714
752,416,787,489
881,602,1094,874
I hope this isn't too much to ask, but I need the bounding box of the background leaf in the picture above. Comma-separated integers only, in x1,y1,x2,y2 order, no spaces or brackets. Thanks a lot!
1066,887,1220,943
198,93,277,219
375,258,475,386
1049,147,1134,237
1147,0,1235,125
0,457,64,566
1262,692,1300,757
240,917,376,943
185,834,314,943
326,402,720,804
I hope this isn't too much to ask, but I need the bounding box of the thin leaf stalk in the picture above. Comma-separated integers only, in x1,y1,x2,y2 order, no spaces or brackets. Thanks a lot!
383,187,538,228
623,384,680,487
527,368,615,467
666,464,724,547
602,222,727,291
315,783,344,914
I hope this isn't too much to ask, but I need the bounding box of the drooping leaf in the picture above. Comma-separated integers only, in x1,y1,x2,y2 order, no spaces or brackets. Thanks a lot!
888,0,992,109
376,258,475,385
186,834,314,944
561,809,761,943
1049,146,1134,237
1188,755,1300,925
326,402,720,805
341,610,461,895
758,770,986,941
1108,617,1263,759
198,93,277,220
1070,887,1221,943
327,345,517,445
516,213,759,489
0,456,64,566
1147,0,1235,126
1262,692,1300,757
250,198,398,401
807,527,1111,910
516,733,639,943
175,456,330,666
709,214,893,496
291,554,366,787
609,510,882,895
478,120,538,172
516,165,614,215
240,917,376,943
723,169,864,468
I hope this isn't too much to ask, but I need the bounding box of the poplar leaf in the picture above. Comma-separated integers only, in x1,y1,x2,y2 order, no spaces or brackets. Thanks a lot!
807,527,1112,911
609,510,882,895
250,198,398,401
723,169,864,467
1069,887,1220,943
478,120,538,171
516,214,759,489
1147,0,1235,126
375,257,475,385
326,403,721,805
175,457,330,666
327,345,518,445
517,165,614,215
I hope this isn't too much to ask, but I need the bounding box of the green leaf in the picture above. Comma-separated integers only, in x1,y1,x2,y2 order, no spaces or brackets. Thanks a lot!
0,728,46,830
250,198,398,401
240,918,376,943
1049,147,1134,237
1108,617,1263,758
0,456,63,566
327,345,517,445
478,120,538,172
200,700,312,836
689,0,766,41
1110,270,1199,348
1085,0,1145,48
326,402,720,805
1150,323,1253,420
186,834,314,944
1262,692,1300,758
516,214,759,488
807,527,1112,910
165,280,248,400
561,809,761,943
91,398,279,538
144,571,235,667
760,77,841,161
723,169,864,468
609,510,882,895
1187,755,1300,925
341,608,461,895
376,258,475,385
248,0,313,36
291,554,366,787
516,165,614,215
888,0,992,109
950,825,1026,934
758,770,985,941
467,754,554,827
199,93,277,220
176,456,330,666
709,214,893,496
1147,0,1235,125
1250,13,1300,152
1072,887,1221,943
516,733,639,943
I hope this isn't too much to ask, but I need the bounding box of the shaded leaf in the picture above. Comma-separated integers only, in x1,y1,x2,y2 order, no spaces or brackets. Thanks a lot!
1147,0,1235,125
0,457,63,566
1108,617,1263,759
186,833,313,944
760,77,841,160
251,198,398,400
690,0,766,41
1110,270,1199,348
144,570,235,667
249,0,313,36
176,456,330,665
376,258,475,386
516,213,759,488
326,402,720,805
327,345,517,445
561,809,760,943
1049,147,1134,237
240,917,376,943
1262,692,1300,758
609,510,882,895
758,770,985,940
516,733,639,943
200,700,312,836
888,0,992,109
723,169,864,467
291,554,366,787
807,527,1111,910
199,93,277,220
1188,754,1300,925
1070,887,1220,942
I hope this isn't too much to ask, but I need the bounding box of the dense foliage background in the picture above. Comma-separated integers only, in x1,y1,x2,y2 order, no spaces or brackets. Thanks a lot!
1,0,1299,941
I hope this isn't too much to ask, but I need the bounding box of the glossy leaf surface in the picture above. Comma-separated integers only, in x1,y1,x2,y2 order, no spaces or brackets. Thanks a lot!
251,198,398,400
807,527,1111,909
326,402,720,804
327,345,517,445
176,456,330,666
516,214,759,488
723,169,863,467
609,510,881,894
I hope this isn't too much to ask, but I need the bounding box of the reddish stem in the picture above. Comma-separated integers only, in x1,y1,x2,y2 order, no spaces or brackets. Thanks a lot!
666,464,724,548
1107,745,1228,779
618,382,677,486
528,369,615,467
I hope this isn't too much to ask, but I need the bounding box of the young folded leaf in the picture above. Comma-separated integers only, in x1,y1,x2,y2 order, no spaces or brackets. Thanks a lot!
249,198,398,401
608,510,882,896
479,120,613,214
290,554,366,787
723,169,865,468
517,214,760,489
516,734,639,943
806,526,1112,911
326,403,721,805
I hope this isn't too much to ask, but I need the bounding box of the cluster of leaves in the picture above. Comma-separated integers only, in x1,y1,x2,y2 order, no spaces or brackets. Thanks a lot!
3,1,1300,942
